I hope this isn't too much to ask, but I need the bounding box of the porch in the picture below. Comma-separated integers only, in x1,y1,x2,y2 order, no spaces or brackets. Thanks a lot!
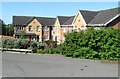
14,32,41,42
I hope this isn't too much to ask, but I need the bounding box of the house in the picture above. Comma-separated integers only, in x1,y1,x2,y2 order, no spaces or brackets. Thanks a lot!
13,16,55,43
54,16,75,44
13,7,120,44
73,7,120,31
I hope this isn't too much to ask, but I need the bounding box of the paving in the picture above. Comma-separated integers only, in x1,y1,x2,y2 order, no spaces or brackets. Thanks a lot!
1,52,118,77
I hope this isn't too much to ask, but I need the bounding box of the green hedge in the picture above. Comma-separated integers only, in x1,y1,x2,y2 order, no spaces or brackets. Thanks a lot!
44,27,120,60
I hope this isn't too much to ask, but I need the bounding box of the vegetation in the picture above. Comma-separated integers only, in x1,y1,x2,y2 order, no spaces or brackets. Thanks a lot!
2,27,120,60
42,27,120,60
2,24,14,36
2,38,43,53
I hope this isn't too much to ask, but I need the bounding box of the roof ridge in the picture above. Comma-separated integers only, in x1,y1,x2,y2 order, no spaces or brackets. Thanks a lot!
98,7,119,12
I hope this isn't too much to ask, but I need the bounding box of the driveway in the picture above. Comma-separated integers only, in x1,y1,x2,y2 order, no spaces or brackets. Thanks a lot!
2,52,118,77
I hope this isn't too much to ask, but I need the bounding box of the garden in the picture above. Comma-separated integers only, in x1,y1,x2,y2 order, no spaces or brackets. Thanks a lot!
1,27,120,60
39,27,120,61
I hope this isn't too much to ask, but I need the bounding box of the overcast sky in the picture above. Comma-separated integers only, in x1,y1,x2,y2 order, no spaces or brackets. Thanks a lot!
2,2,118,24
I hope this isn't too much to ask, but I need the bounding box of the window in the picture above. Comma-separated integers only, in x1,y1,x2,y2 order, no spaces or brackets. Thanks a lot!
75,26,77,28
44,26,48,31
17,26,24,31
36,26,40,31
29,26,32,31
63,27,66,32
78,20,80,22
44,35,48,40
81,26,84,28
78,28,80,31
69,27,73,32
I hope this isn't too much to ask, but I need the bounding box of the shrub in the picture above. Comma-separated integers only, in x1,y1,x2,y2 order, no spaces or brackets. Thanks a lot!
49,27,120,60
2,38,16,49
45,40,57,48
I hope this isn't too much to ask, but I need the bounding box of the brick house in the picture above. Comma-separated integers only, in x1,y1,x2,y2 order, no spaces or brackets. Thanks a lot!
54,16,75,44
13,7,120,44
73,7,120,30
13,16,55,43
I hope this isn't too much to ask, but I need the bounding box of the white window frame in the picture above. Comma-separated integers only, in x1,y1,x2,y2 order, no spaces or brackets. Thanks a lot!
44,26,48,31
29,26,32,31
36,26,40,32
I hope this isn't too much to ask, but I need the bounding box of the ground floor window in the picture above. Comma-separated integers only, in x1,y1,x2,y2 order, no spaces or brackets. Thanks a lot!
36,35,40,42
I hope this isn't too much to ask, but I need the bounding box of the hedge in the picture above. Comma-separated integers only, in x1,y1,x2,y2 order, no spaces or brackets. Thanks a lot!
44,27,120,60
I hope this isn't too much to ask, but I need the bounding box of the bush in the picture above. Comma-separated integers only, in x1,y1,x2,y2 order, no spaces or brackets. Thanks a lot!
2,38,16,49
46,27,120,60
45,40,57,48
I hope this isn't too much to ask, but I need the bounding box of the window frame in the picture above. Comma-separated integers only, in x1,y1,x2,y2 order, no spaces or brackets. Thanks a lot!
28,26,32,31
36,26,40,32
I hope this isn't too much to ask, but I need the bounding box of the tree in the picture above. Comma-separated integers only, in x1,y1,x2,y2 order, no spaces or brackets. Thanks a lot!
5,24,14,36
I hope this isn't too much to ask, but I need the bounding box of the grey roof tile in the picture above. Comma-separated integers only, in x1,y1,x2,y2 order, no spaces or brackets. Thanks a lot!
63,16,75,25
36,17,55,26
88,7,119,25
13,16,55,26
57,16,72,25
13,16,33,25
79,10,98,24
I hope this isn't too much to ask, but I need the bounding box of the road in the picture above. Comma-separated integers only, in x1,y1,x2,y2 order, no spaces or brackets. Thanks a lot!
2,52,118,77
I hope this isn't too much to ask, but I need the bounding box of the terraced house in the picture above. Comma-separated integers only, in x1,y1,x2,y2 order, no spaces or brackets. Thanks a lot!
73,7,120,30
54,16,75,44
13,7,120,44
13,16,55,43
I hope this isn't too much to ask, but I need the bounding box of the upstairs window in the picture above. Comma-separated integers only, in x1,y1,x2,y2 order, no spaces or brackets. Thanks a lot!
63,27,66,33
43,26,48,31
36,26,40,32
29,26,32,31
17,26,24,31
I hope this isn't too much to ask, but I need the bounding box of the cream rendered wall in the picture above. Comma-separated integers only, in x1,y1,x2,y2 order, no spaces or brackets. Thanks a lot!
54,17,61,44
72,11,87,31
26,19,43,42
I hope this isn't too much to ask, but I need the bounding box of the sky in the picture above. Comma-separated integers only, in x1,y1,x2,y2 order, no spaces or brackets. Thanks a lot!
1,2,119,24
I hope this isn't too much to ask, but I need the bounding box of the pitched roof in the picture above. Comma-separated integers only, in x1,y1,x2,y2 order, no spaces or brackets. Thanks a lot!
79,10,98,24
63,16,75,25
13,16,55,26
57,16,72,25
13,16,32,25
88,7,119,25
36,17,55,26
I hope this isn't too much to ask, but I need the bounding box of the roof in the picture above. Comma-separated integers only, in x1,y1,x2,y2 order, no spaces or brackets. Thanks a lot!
79,10,98,23
14,32,36,35
13,16,32,25
57,16,72,25
13,16,55,26
63,16,75,25
88,7,119,25
36,17,55,26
